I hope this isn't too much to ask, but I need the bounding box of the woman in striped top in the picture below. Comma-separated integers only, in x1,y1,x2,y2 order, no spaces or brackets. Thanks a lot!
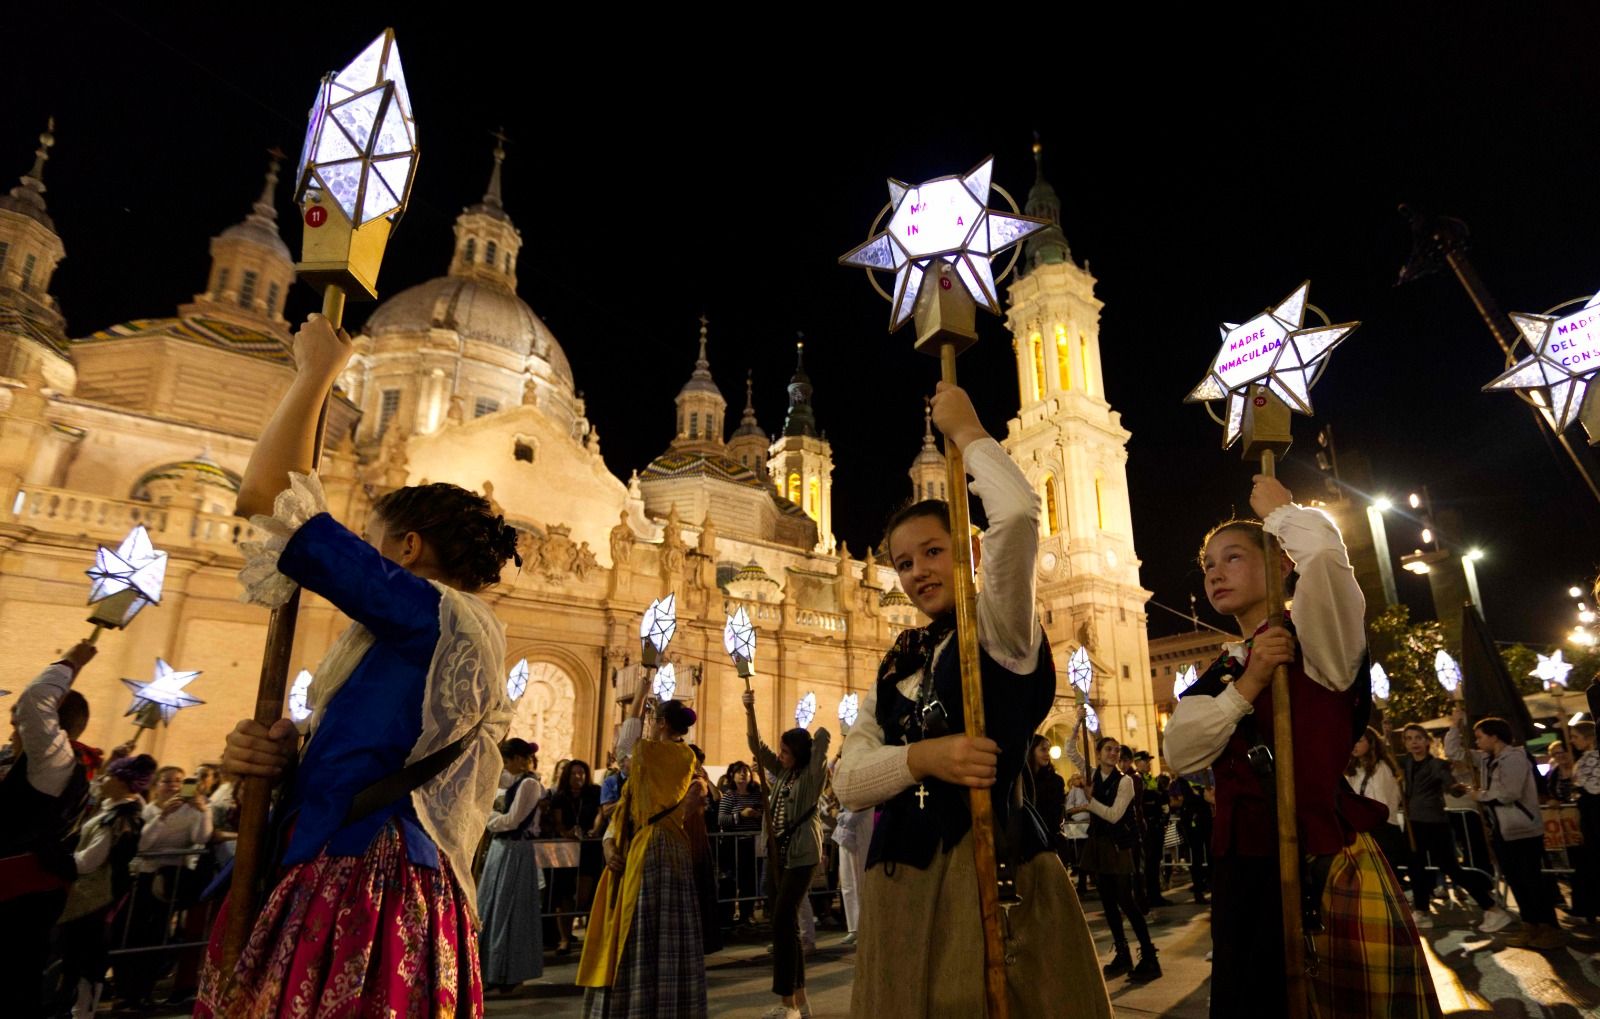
718,761,765,924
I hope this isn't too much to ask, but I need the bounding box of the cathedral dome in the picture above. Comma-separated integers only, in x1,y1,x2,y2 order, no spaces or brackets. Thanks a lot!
363,274,573,389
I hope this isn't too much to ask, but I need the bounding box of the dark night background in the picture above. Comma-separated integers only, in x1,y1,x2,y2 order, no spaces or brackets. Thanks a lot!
7,6,1600,649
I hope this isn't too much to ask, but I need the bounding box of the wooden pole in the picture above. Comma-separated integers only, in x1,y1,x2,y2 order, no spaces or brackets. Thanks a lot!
222,284,345,970
940,341,1009,1019
1259,448,1310,1019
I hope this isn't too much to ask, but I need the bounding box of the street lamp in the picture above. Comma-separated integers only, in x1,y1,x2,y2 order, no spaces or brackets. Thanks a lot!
1365,497,1399,607
1571,585,1585,599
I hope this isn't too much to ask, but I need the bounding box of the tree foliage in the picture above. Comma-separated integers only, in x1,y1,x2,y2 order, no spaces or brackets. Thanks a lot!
1369,605,1452,728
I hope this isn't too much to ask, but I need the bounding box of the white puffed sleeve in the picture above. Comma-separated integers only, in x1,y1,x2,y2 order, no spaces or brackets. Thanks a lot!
236,472,329,608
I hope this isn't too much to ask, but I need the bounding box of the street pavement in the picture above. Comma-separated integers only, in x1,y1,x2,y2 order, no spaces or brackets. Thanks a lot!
139,883,1600,1017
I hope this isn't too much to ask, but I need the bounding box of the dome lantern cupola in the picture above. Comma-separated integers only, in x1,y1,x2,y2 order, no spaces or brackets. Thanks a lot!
0,118,73,389
726,368,768,476
1022,133,1073,271
449,132,521,289
671,315,727,453
192,153,295,325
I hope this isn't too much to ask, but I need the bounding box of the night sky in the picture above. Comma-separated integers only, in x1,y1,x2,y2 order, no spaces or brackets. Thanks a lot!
9,7,1600,649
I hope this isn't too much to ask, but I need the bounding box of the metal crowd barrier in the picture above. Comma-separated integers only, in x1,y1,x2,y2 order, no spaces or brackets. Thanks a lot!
106,846,218,959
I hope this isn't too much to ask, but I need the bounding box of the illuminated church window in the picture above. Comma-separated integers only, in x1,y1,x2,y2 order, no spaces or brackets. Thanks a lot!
1029,333,1045,401
1081,336,1093,396
1095,477,1105,530
1055,324,1072,390
787,472,801,505
239,270,258,309
1041,473,1059,535
807,478,820,519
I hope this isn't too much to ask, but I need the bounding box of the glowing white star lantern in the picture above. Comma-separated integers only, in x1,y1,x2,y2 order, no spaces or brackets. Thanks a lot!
1484,292,1600,440
838,692,859,727
795,691,818,729
288,669,314,723
506,658,529,701
1185,281,1360,448
1370,662,1391,701
122,658,203,726
1532,650,1574,689
723,606,756,677
1434,650,1462,694
840,157,1046,331
295,29,417,228
640,593,677,666
1173,664,1199,698
1068,646,1093,696
652,662,677,701
1084,703,1101,734
85,525,168,630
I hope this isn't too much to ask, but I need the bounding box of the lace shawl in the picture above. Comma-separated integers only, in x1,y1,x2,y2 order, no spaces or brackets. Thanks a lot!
238,472,511,918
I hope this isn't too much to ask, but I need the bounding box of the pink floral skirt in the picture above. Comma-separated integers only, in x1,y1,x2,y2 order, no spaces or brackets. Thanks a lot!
195,825,482,1019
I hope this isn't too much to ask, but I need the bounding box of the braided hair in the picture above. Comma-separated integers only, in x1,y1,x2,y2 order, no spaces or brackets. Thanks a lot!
371,483,522,591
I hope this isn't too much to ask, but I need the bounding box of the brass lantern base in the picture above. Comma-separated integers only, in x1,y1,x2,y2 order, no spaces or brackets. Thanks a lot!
912,262,979,358
87,589,142,630
296,193,393,300
1241,384,1294,460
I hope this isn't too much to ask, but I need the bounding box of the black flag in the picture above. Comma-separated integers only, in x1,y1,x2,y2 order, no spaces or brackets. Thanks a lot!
1460,603,1535,744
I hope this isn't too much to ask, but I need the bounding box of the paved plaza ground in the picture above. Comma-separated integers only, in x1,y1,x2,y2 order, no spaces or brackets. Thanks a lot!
136,882,1600,1017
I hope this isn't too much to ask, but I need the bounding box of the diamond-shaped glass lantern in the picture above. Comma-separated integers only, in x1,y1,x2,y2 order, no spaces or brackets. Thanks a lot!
640,594,677,667
1084,703,1100,734
122,658,203,727
1434,650,1462,694
288,669,314,723
838,692,859,727
1068,646,1092,696
86,525,167,630
724,606,756,677
1370,662,1391,702
294,29,419,298
795,691,818,729
507,658,529,701
652,661,677,702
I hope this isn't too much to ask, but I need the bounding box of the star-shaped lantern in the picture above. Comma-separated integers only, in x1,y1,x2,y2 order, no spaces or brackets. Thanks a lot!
840,157,1046,331
1173,664,1199,698
1370,662,1391,702
1068,646,1092,697
507,658,529,701
724,606,756,677
86,525,168,630
838,692,860,727
640,593,677,667
288,669,314,723
795,691,818,729
1483,292,1600,440
652,662,678,702
1185,282,1360,449
1532,650,1574,689
1084,703,1101,734
122,658,204,727
1434,650,1462,695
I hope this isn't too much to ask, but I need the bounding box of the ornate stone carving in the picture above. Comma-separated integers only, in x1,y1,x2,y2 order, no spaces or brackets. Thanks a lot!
573,541,598,580
609,510,634,567
660,506,686,576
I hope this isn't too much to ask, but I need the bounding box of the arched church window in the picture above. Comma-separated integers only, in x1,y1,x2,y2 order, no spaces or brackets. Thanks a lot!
378,389,401,437
485,240,498,266
1094,476,1106,531
464,238,476,263
239,270,258,309
1054,324,1072,391
1030,333,1045,402
787,472,801,505
806,478,820,520
689,412,699,439
1080,335,1093,396
1041,473,1060,536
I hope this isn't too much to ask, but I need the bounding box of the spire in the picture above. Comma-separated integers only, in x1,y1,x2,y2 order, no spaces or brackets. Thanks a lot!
921,397,937,450
1023,132,1072,269
250,150,282,225
678,314,721,397
0,117,56,229
216,149,291,261
782,336,818,437
734,368,764,437
468,129,511,222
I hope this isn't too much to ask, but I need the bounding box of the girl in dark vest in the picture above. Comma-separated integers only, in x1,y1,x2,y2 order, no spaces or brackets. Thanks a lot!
1065,728,1160,981
1164,474,1440,1018
834,382,1111,1018
479,738,544,992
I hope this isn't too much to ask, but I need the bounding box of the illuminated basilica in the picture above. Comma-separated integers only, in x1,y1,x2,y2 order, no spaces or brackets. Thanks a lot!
0,122,1158,772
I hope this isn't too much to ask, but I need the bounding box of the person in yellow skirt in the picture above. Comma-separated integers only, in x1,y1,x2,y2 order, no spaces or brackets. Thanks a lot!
577,666,705,1018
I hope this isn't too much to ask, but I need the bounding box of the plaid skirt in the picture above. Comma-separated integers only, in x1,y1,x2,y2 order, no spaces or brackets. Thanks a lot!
194,825,481,1019
582,829,706,1019
1314,832,1443,1019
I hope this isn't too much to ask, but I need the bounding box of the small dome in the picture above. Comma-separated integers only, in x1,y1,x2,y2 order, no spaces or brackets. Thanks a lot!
734,558,777,586
880,588,913,607
219,216,292,263
363,275,573,387
133,457,241,499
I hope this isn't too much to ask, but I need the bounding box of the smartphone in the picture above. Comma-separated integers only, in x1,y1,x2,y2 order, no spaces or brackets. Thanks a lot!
178,777,200,799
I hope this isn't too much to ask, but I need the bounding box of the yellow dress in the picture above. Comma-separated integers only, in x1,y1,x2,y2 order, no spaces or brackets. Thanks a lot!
575,737,697,989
